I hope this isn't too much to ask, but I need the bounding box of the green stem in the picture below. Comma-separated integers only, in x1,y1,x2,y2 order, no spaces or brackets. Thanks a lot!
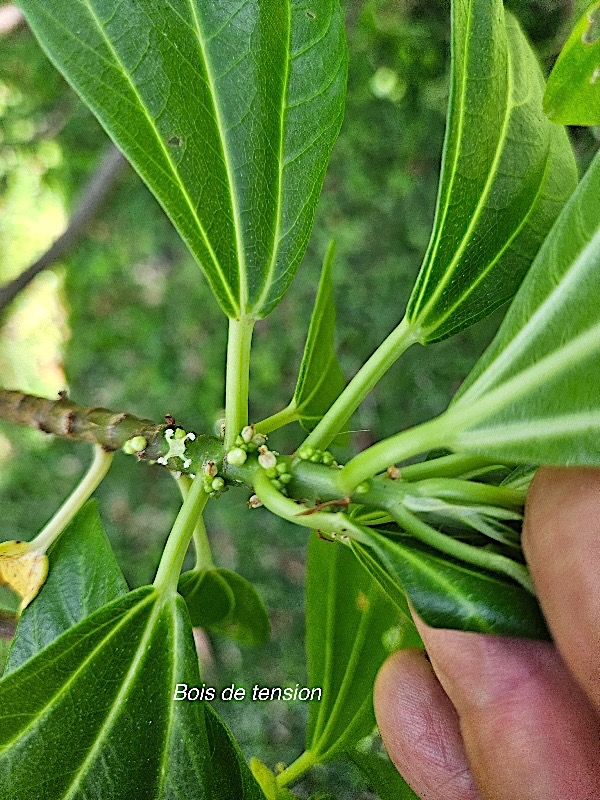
405,478,526,509
399,454,505,482
390,503,534,593
174,474,214,570
338,414,451,494
253,468,371,544
31,445,113,553
300,316,417,452
154,475,208,593
276,749,317,788
224,316,255,450
254,402,299,435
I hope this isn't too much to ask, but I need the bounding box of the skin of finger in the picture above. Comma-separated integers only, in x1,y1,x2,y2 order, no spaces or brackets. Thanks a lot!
523,466,600,712
415,621,600,800
374,649,481,800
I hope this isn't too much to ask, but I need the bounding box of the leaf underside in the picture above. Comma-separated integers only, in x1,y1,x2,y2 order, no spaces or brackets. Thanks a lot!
16,0,348,318
406,0,577,343
293,241,346,431
449,150,600,466
544,1,600,126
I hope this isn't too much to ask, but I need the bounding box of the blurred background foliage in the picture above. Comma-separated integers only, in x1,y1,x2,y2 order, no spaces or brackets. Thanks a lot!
0,1,597,796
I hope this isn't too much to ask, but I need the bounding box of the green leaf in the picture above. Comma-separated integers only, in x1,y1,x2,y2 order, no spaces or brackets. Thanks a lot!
292,241,346,431
354,531,549,639
5,500,128,674
16,0,347,318
305,536,401,762
405,0,577,343
179,567,270,646
250,759,296,800
205,706,269,799
445,150,600,465
0,587,217,798
544,1,600,125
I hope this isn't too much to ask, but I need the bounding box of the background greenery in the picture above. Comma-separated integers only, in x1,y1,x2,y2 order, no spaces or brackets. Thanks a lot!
0,1,596,796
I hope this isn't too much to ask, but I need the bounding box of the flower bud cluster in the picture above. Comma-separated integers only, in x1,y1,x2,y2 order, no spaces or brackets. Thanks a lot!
296,445,337,467
201,460,227,498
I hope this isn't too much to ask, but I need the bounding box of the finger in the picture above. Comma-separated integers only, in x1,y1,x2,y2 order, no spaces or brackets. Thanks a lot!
374,649,480,800
416,621,600,800
523,466,600,712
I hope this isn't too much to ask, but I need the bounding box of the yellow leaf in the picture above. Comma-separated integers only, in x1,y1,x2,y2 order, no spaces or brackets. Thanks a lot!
0,541,48,611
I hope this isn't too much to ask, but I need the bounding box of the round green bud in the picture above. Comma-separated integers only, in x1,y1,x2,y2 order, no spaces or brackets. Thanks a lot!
258,449,277,470
122,441,136,455
235,434,245,446
276,462,288,475
279,473,292,485
322,452,334,466
264,466,278,479
252,433,267,447
211,477,225,492
297,446,314,461
227,447,247,466
354,481,371,495
241,425,255,444
270,478,283,490
128,436,147,453
309,450,323,463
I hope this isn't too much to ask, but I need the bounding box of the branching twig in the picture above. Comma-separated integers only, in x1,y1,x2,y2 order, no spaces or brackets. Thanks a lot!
0,146,127,312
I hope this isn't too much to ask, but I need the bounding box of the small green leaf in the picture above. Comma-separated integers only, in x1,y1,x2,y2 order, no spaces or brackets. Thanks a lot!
405,0,577,342
178,569,235,627
5,500,128,674
205,706,268,799
544,1,600,125
0,587,219,798
446,150,600,466
179,567,270,646
354,531,549,639
305,536,401,762
16,0,347,318
292,242,346,431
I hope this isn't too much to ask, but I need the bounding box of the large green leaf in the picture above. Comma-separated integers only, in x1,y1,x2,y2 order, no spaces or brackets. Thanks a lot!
353,532,549,639
444,149,600,464
292,241,346,431
16,0,347,318
0,586,264,799
5,500,128,674
405,0,577,343
305,536,401,763
178,566,270,646
544,1,600,126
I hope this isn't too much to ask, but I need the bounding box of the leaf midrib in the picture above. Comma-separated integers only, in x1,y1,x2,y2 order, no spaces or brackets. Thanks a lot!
77,0,238,313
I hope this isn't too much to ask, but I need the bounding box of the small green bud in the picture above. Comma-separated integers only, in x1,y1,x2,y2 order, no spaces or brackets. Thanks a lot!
279,473,292,485
265,466,278,479
258,447,277,470
227,447,247,466
354,481,371,495
322,452,334,466
241,425,255,444
174,428,187,439
276,462,288,475
297,446,313,461
130,436,147,453
252,433,267,447
270,478,283,490
309,451,323,463
211,477,225,492
235,434,245,446
246,441,258,453
122,441,136,455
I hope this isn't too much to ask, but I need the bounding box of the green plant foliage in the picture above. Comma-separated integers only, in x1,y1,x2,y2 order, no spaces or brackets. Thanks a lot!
5,500,128,673
291,241,346,431
15,0,347,318
405,0,577,342
447,150,600,463
544,1,600,125
305,536,400,763
179,566,270,646
0,585,265,799
353,532,549,639
349,746,418,800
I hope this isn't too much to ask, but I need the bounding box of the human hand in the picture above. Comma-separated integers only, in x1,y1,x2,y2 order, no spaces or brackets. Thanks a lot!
374,467,600,800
